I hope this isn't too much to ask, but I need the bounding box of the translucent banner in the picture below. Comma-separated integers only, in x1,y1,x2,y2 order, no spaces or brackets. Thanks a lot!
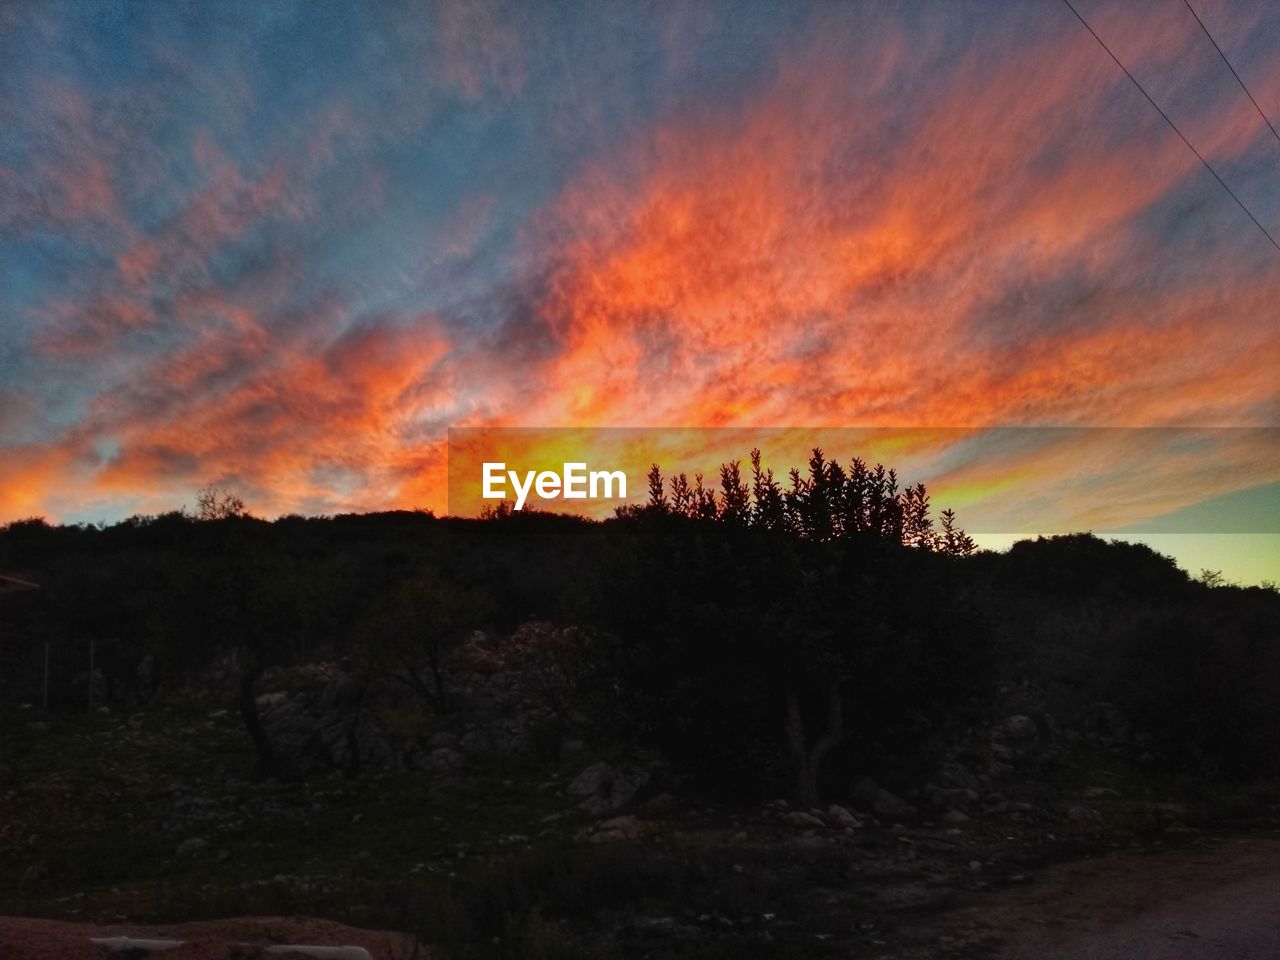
447,427,1280,534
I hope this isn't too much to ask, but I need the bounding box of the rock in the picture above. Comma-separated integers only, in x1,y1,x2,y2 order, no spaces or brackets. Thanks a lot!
135,654,156,690
995,714,1038,742
425,747,463,772
176,837,207,857
587,815,648,843
937,761,981,791
460,729,492,755
826,804,862,828
851,776,916,822
256,691,290,711
943,809,971,824
256,688,405,775
567,762,644,816
1085,702,1133,746
1143,801,1190,822
318,675,364,710
641,793,679,816
929,787,979,813
428,731,460,751
1067,805,1101,824
788,833,833,849
783,811,826,828
1083,786,1120,799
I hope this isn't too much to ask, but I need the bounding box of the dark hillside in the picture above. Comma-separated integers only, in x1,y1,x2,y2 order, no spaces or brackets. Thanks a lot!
1,492,1277,958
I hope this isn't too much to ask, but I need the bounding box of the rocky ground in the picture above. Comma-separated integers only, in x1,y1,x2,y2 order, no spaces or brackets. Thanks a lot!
2,646,1278,958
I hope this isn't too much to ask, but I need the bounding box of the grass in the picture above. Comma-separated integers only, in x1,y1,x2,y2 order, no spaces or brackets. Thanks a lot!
0,696,898,958
2,696,832,957
0,694,574,923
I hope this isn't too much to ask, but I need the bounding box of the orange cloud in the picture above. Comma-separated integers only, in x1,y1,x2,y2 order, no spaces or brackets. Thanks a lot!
85,318,457,515
507,10,1279,435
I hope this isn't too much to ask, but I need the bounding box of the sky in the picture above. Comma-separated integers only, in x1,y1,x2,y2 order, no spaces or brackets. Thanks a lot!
1,0,1278,581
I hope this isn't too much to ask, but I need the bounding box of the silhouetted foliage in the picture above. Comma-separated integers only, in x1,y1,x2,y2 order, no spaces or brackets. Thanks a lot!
2,459,1277,796
193,484,248,521
587,509,990,801
641,448,974,555
970,533,1280,780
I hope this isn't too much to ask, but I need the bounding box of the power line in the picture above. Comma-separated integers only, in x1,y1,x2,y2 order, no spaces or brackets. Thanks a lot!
1059,0,1280,253
1182,0,1280,149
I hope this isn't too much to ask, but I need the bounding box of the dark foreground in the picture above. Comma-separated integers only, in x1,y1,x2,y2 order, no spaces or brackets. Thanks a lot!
2,839,1278,959
916,836,1280,959
3,697,1280,959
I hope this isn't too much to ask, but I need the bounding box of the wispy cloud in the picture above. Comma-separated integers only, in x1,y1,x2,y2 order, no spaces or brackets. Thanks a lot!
1,0,1276,552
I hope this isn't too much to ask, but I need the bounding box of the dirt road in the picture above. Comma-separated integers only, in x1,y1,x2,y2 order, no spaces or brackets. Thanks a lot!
936,836,1280,959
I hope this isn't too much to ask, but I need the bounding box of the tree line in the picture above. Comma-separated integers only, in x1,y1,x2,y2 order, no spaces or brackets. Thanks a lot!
3,454,1278,801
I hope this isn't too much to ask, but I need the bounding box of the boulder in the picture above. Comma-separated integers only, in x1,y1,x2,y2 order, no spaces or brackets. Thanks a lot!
928,786,979,813
256,689,404,775
428,731,460,751
826,804,863,828
567,762,645,816
851,776,916,822
936,761,982,791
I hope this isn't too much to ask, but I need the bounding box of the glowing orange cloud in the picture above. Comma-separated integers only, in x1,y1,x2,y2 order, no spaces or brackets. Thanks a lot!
511,16,1279,433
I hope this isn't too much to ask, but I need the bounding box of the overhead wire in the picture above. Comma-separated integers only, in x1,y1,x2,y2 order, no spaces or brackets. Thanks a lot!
1059,0,1280,253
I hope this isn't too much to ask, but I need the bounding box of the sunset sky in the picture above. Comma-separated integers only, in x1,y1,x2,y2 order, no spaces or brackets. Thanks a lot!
1,1,1277,581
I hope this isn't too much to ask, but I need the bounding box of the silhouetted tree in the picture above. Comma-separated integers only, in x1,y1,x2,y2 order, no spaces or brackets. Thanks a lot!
647,464,668,511
669,472,694,516
718,460,750,525
938,508,975,557
750,448,786,533
194,484,247,521
358,566,492,716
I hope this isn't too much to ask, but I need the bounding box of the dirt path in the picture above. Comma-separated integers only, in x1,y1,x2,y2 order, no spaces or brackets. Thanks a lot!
934,836,1280,959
